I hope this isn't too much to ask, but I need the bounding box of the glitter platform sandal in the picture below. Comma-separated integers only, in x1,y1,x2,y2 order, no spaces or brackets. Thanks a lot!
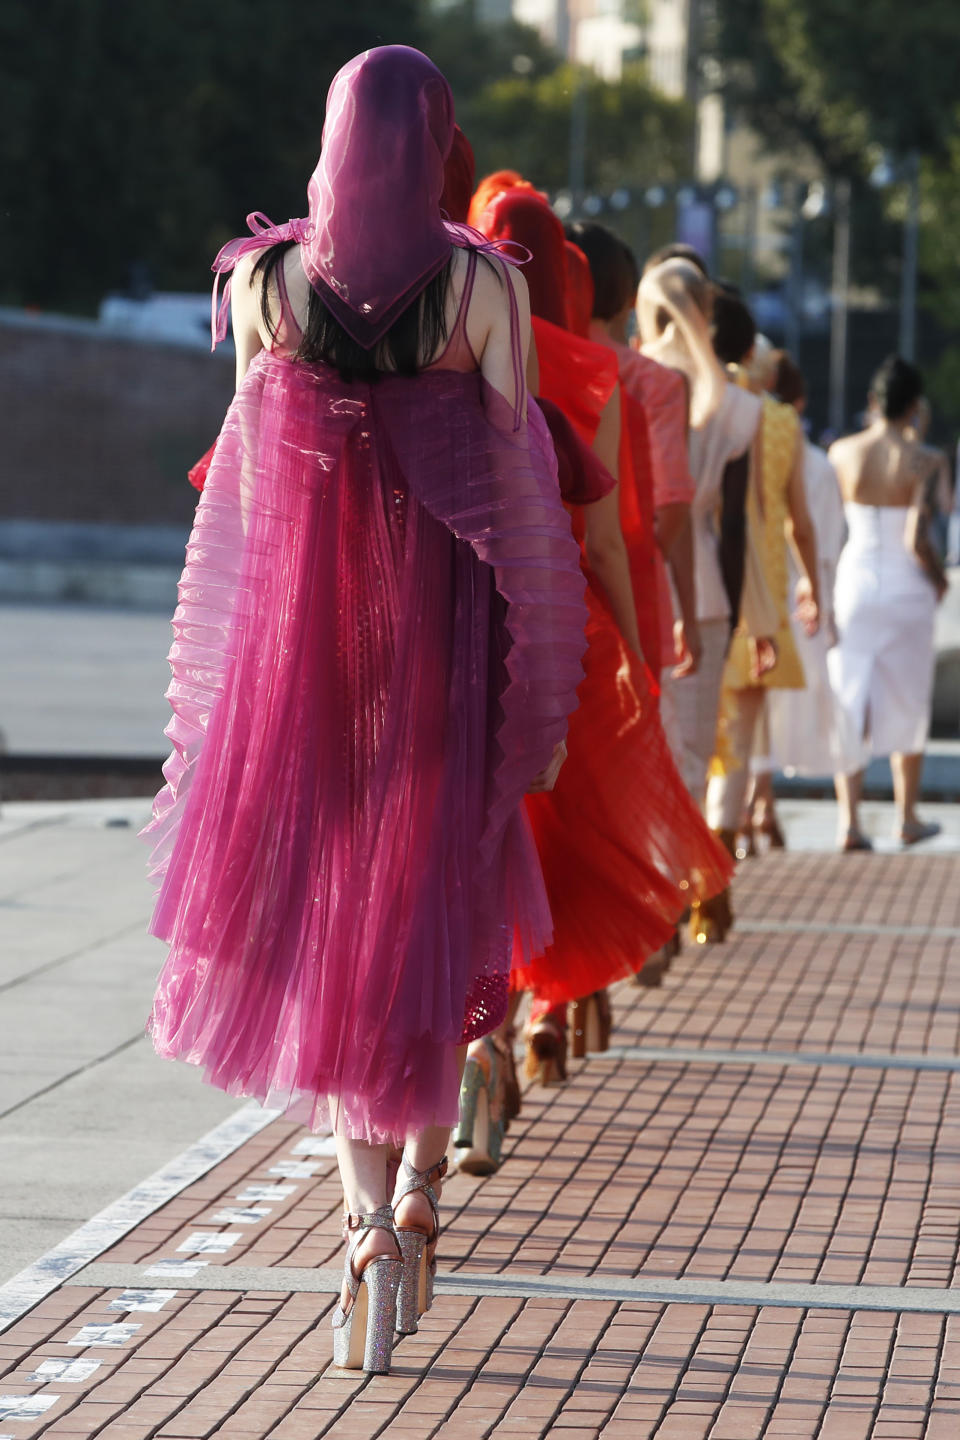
331,1205,402,1373
393,1154,447,1336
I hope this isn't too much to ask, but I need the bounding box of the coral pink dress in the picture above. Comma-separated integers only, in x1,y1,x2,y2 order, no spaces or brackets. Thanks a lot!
144,251,586,1140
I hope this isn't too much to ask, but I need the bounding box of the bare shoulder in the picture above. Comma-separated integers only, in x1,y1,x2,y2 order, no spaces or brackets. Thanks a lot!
827,431,862,464
471,250,529,313
232,249,267,293
462,251,530,365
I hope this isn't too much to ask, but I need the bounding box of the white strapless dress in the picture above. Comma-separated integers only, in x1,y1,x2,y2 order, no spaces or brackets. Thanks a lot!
767,442,846,775
828,503,937,771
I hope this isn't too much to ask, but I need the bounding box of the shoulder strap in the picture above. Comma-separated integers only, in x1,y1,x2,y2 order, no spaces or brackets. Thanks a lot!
499,252,526,434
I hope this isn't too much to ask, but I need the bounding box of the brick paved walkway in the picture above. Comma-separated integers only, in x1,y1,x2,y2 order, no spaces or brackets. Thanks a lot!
2,848,960,1438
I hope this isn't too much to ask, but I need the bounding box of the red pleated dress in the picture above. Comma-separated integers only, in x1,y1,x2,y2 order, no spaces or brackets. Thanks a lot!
514,315,733,1005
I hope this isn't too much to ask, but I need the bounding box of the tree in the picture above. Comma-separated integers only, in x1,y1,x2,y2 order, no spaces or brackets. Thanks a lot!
462,64,691,197
711,0,960,171
425,3,691,199
710,0,960,428
0,0,692,311
0,0,424,309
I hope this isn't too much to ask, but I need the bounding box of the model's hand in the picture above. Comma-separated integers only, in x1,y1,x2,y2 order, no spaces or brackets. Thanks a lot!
749,636,778,681
794,575,820,637
528,740,567,794
672,618,702,678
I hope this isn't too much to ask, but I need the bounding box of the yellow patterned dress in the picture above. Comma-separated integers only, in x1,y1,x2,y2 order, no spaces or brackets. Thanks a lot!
722,388,805,692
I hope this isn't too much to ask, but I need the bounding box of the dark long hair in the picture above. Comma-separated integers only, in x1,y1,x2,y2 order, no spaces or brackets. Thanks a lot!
565,221,639,321
870,354,923,420
250,241,451,383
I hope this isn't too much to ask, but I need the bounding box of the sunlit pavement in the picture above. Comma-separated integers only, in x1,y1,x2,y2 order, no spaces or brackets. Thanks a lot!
1,801,959,1437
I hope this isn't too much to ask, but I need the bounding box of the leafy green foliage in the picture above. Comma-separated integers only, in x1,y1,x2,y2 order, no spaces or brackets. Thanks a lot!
463,64,691,194
712,0,960,169
0,0,424,308
0,0,690,311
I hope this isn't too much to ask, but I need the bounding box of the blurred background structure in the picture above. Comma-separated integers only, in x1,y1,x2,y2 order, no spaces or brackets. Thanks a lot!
1,0,960,797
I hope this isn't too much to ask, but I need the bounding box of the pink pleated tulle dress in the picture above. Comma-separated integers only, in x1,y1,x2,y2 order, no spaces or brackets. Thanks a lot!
143,249,586,1142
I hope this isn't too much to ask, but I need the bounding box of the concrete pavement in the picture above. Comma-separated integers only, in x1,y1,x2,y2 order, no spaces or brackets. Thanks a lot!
0,607,172,757
0,799,237,1282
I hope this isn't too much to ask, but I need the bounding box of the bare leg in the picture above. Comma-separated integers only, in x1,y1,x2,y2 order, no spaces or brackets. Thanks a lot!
404,1123,454,1179
834,768,865,843
334,1044,466,1300
335,1136,390,1215
892,752,940,842
394,1045,467,1230
333,1136,396,1305
706,687,766,831
891,751,923,829
751,769,776,821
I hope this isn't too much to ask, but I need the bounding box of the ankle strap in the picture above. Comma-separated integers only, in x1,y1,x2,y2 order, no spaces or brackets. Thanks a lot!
396,1154,447,1198
344,1203,395,1234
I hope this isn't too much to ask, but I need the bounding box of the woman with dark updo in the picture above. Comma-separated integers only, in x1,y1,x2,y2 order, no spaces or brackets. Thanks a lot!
828,356,947,849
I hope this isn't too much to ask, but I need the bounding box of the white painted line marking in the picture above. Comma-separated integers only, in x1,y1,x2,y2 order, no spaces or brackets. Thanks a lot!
25,1359,102,1383
236,1185,297,1202
176,1233,240,1255
68,1263,960,1315
210,1208,272,1225
0,1396,59,1420
267,1162,318,1177
108,1289,177,1313
600,1044,960,1073
738,919,960,939
291,1136,337,1156
67,1322,140,1347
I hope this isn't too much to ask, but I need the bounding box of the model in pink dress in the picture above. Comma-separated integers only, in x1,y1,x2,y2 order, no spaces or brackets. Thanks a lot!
143,47,586,1373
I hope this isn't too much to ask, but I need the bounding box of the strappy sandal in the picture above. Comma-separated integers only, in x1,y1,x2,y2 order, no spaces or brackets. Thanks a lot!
331,1205,402,1373
393,1154,447,1335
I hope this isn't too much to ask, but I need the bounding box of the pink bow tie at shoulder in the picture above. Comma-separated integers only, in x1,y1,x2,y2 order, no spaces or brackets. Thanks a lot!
443,219,532,269
210,211,311,350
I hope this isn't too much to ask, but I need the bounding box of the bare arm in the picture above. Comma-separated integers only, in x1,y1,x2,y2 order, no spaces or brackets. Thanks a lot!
582,390,644,661
592,383,620,477
230,252,267,390
474,258,531,421
906,463,948,598
526,331,540,397
785,430,821,627
582,396,643,662
657,502,701,675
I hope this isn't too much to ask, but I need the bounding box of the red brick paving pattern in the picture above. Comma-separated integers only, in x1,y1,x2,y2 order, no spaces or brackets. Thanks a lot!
2,1290,959,1437
4,849,960,1436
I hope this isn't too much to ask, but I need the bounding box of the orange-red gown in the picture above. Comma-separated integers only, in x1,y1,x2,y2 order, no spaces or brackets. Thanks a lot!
514,315,733,1004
